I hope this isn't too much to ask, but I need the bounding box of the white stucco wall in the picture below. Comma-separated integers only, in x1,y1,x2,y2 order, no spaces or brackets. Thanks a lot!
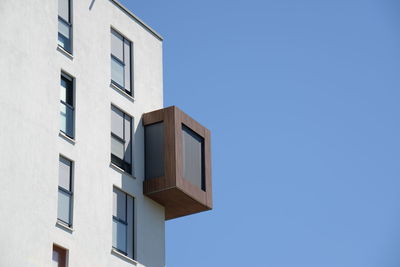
0,0,165,266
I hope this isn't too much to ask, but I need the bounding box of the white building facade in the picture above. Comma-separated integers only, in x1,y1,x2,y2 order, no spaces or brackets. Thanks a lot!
0,0,164,266
0,1,212,266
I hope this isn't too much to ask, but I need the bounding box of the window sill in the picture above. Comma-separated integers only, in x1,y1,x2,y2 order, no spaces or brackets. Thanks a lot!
57,45,74,60
59,131,75,145
55,221,74,233
110,162,135,179
110,83,135,102
111,248,137,265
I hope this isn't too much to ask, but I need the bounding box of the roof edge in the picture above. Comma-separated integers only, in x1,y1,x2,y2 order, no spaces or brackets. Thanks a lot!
110,0,163,41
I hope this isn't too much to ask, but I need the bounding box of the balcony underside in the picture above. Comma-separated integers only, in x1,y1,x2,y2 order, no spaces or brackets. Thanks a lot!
144,185,211,220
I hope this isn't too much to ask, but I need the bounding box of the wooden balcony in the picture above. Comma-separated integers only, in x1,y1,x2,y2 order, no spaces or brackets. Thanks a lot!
142,106,212,220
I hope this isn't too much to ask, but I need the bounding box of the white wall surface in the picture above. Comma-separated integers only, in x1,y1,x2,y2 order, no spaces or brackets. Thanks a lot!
0,0,165,266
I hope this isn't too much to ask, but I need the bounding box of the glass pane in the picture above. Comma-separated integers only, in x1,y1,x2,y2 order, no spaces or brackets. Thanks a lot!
60,103,74,137
111,30,124,61
126,196,134,259
58,18,70,38
58,190,71,225
58,19,71,52
182,125,205,190
59,157,71,190
111,106,124,138
111,136,124,160
113,188,126,219
58,34,71,53
145,122,164,179
111,57,124,88
124,40,131,92
52,250,59,267
58,0,69,22
113,219,127,253
124,116,132,163
112,219,117,248
60,104,67,133
60,80,66,103
60,76,73,105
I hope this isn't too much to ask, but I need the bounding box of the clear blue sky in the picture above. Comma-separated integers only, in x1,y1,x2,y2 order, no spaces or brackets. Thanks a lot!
120,1,400,266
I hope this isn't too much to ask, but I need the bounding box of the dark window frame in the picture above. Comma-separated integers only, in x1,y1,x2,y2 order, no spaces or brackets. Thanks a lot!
110,28,133,96
111,106,133,174
60,72,75,139
58,156,74,228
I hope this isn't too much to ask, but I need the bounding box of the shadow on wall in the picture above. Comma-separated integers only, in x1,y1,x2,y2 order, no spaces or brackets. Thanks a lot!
118,117,165,267
114,117,143,263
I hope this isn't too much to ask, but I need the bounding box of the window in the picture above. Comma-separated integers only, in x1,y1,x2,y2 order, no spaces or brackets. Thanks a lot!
58,0,72,53
182,125,205,191
111,29,132,95
112,187,134,259
58,156,73,227
145,122,164,179
60,73,74,139
111,106,132,174
52,244,68,267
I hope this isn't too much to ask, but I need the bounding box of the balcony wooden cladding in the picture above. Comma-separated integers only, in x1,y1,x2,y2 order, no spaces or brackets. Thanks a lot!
142,106,212,220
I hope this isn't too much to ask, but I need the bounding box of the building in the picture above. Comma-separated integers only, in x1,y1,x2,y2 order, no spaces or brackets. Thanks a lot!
0,0,212,266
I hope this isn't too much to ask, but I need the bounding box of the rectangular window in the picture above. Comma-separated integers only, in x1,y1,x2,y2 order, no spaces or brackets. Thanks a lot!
58,0,72,53
111,106,132,174
111,29,132,95
52,244,68,267
182,125,206,191
112,187,134,259
60,73,74,139
58,156,73,227
145,122,164,179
